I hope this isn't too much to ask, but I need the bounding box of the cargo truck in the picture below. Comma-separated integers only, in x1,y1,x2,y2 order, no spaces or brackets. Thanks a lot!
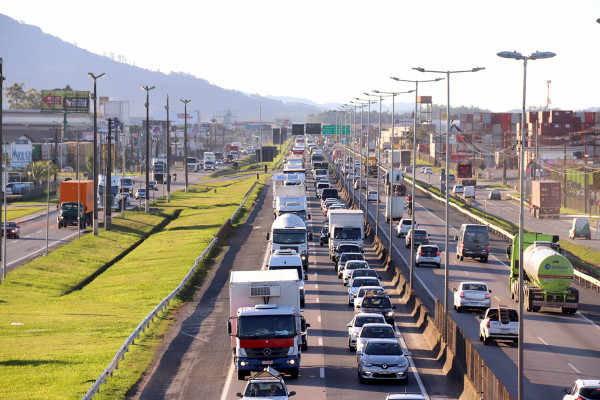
456,161,477,187
153,159,167,183
506,233,578,313
268,249,306,307
328,209,364,260
384,170,406,196
204,152,216,170
267,214,310,270
228,270,302,380
58,180,94,229
385,195,405,223
530,180,561,219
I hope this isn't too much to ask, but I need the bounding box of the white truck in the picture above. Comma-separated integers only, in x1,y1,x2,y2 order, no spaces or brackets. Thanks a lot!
385,195,405,223
267,214,310,270
479,306,519,345
268,250,306,307
328,209,365,260
273,185,309,223
186,157,200,172
204,152,216,171
98,175,126,211
228,270,302,380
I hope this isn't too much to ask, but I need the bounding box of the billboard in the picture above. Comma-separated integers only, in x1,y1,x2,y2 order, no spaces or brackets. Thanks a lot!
292,124,304,135
305,123,321,135
41,90,90,112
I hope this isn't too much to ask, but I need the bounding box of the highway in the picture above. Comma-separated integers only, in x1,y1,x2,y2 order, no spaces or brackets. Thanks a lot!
336,154,600,399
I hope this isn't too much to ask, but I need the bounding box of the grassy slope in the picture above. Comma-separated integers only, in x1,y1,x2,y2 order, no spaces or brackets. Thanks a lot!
0,176,264,399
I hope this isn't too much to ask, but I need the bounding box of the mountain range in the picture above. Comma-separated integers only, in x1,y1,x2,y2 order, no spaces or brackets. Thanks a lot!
0,14,336,121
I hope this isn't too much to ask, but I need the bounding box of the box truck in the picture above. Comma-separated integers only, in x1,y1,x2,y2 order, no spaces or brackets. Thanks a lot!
57,180,94,229
328,210,364,259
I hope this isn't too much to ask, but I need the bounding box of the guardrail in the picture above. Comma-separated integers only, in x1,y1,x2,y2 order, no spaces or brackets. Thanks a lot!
82,181,259,399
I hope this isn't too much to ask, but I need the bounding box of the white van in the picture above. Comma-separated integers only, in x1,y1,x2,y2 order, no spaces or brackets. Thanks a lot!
463,186,475,199
569,217,591,240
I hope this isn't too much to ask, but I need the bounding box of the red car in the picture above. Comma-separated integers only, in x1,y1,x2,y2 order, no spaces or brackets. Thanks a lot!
2,221,20,239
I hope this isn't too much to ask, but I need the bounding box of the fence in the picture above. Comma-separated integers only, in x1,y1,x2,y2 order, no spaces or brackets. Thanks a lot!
435,299,515,400
81,180,259,399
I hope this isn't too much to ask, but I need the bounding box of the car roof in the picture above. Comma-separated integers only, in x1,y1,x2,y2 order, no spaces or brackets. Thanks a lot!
360,323,394,329
575,379,600,386
418,244,438,248
355,312,386,319
386,393,427,400
459,281,487,286
345,260,368,265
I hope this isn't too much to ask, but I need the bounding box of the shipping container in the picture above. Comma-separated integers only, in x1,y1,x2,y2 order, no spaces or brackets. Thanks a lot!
483,113,492,124
526,112,538,124
491,113,501,124
473,113,482,123
511,113,521,124
500,113,512,124
537,111,550,123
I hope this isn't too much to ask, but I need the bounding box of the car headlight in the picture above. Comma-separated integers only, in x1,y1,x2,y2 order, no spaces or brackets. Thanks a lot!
398,359,408,368
286,358,297,365
301,255,307,260
361,360,372,367
386,311,394,317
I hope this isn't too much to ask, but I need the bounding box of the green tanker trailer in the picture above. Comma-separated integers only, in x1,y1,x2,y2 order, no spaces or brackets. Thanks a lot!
506,233,578,314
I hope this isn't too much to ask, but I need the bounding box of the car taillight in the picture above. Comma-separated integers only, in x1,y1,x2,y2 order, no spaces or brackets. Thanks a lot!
459,292,465,298
436,251,440,256
486,321,490,328
417,250,422,255
485,293,490,299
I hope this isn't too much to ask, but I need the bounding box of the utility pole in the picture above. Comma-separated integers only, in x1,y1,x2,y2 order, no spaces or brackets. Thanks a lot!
545,80,551,111
106,119,112,230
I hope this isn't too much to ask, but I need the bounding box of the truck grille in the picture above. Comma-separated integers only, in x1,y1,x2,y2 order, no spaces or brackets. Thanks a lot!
245,347,289,359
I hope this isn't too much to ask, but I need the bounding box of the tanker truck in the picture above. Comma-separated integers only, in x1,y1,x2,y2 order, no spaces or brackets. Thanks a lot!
506,233,578,314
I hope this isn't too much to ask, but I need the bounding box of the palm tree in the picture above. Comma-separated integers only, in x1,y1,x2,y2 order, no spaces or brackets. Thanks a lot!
25,161,58,185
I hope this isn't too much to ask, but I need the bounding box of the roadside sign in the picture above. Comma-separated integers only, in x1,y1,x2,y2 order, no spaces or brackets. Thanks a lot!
322,125,350,135
597,220,600,240
41,90,90,112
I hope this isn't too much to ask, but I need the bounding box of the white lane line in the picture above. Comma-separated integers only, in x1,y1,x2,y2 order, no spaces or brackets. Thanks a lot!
537,336,549,346
463,271,471,276
319,367,325,378
567,362,581,374
315,297,320,303
578,312,600,331
313,272,318,277
395,326,428,396
315,284,319,289
317,315,321,323
494,296,502,302
318,337,323,346
219,360,235,400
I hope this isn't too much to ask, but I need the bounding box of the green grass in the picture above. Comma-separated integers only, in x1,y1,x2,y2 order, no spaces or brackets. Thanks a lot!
208,139,293,178
5,207,47,221
0,175,265,399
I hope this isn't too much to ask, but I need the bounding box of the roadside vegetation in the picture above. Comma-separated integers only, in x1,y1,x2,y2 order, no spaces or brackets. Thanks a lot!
0,175,264,399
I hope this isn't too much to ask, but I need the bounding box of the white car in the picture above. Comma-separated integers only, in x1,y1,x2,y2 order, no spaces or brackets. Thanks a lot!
355,323,400,353
453,281,491,313
424,167,432,174
135,187,146,199
415,244,441,268
348,277,381,306
366,190,377,202
396,218,418,238
561,379,600,400
420,167,427,173
342,260,370,285
347,312,386,350
353,286,386,310
237,367,296,399
386,394,427,400
452,184,464,195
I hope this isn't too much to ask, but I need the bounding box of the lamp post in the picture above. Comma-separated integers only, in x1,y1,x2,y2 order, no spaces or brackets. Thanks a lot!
355,98,378,216
390,77,443,290
0,58,4,281
497,49,555,400
165,96,171,202
141,85,155,213
413,65,484,338
180,99,191,194
88,72,105,235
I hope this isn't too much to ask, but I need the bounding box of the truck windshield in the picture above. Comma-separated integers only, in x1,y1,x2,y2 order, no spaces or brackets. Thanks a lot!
61,203,82,210
238,315,296,339
272,230,306,244
333,227,361,240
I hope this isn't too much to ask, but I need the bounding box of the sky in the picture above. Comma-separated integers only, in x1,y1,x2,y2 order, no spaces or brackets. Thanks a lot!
3,0,600,112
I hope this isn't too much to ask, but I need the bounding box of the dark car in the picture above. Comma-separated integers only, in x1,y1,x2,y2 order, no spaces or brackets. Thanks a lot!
334,243,363,264
336,252,365,274
357,295,397,325
321,188,339,201
2,221,20,239
350,268,380,280
319,226,329,246
405,228,430,248
488,189,502,200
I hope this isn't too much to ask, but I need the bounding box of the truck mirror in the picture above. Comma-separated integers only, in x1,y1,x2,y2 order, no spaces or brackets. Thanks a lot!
308,232,313,240
307,214,311,220
227,321,232,335
454,235,459,241
288,391,296,397
479,315,484,319
488,290,492,293
236,393,243,398
266,232,270,240
305,323,311,328
506,245,511,258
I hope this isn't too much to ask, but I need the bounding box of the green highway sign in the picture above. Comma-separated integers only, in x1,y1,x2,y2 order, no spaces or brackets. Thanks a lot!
322,124,350,135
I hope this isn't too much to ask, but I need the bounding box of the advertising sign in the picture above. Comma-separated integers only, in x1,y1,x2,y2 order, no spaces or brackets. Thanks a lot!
41,90,90,112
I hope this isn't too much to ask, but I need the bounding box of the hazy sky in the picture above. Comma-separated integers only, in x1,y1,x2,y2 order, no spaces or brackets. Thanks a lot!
4,0,600,112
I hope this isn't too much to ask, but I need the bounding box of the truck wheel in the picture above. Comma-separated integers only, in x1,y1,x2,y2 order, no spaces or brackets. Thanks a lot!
58,223,61,229
481,256,488,263
237,370,247,380
302,342,308,351
459,255,464,261
300,298,305,307
483,336,490,345
479,333,484,341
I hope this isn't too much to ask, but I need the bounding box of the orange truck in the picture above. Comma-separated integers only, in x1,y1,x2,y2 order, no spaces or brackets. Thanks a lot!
58,180,94,229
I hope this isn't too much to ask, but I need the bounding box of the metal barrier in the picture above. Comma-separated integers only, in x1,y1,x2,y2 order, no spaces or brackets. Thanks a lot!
82,181,259,399
435,299,515,400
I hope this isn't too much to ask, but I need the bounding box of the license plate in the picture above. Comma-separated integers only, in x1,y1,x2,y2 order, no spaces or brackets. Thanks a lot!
262,360,273,365
378,370,391,374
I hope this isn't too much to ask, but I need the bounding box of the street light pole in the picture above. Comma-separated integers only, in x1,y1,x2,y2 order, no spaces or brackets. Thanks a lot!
0,58,5,281
180,99,191,194
413,66,485,338
497,49,556,400
165,96,171,202
391,77,443,290
88,72,105,235
141,85,155,213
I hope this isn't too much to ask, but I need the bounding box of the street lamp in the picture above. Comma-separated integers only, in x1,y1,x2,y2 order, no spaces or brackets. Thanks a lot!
0,58,5,282
164,96,171,202
413,65,484,340
352,98,377,214
88,72,105,235
180,99,191,194
497,49,555,400
141,85,155,213
390,77,443,290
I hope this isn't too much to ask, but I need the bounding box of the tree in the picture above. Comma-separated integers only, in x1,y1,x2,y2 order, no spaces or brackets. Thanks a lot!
4,82,42,110
25,161,58,185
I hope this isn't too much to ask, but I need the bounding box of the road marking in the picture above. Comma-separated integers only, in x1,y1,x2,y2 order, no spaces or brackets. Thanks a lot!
315,297,320,303
318,337,323,346
317,315,321,323
395,326,428,396
494,296,502,302
319,367,325,378
463,271,471,276
567,362,581,374
577,312,600,330
537,336,549,346
219,360,235,400
313,272,318,277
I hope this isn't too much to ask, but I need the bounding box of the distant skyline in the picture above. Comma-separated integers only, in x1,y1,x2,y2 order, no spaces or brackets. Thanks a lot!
3,1,600,112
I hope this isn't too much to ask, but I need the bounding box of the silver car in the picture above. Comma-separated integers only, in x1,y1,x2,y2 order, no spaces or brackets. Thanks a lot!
346,312,386,351
342,260,370,284
415,244,441,268
348,277,381,306
453,281,491,313
355,323,399,353
357,339,410,383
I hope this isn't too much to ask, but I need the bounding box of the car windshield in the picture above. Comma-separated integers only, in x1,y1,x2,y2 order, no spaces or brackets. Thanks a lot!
420,247,438,256
346,261,368,270
338,245,360,253
401,220,413,225
463,283,487,291
579,388,600,399
354,316,384,327
352,269,377,278
341,254,364,263
365,341,403,356
244,382,286,397
5,222,17,227
352,279,379,288
361,326,395,338
358,288,385,297
361,296,392,308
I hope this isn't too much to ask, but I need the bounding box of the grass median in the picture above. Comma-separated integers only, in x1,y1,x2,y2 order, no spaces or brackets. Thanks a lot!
0,175,265,399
